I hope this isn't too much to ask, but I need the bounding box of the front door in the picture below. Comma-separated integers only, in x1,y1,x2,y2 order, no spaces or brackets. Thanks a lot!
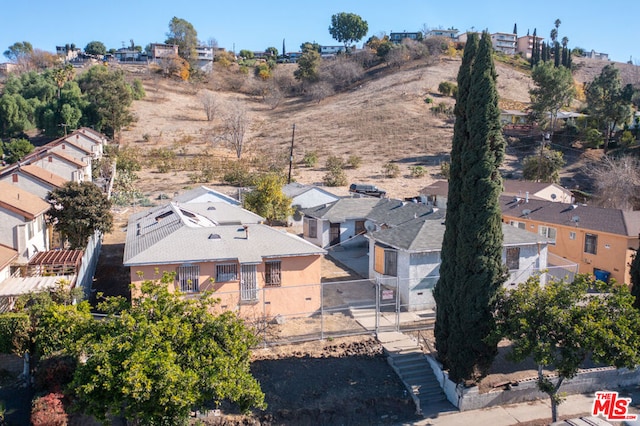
240,264,258,301
329,223,341,246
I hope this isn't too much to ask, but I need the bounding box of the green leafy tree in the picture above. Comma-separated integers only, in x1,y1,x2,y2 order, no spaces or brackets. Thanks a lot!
265,47,278,58
2,138,34,164
631,249,640,310
586,64,633,153
521,148,565,183
328,12,369,52
495,274,640,422
84,41,106,56
243,173,293,225
71,277,266,424
77,66,134,139
51,64,75,99
239,49,254,60
46,181,114,249
0,93,35,137
300,42,320,53
37,81,87,136
3,41,33,62
433,32,506,383
529,61,575,141
294,48,321,83
165,16,199,66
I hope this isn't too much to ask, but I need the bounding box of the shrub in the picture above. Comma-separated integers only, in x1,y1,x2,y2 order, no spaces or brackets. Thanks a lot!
620,130,635,147
410,165,426,178
382,162,400,178
222,163,257,187
438,81,457,97
31,393,67,426
431,102,453,116
346,155,362,169
585,128,603,149
302,151,318,168
325,155,345,171
424,97,433,104
440,161,450,179
322,167,348,187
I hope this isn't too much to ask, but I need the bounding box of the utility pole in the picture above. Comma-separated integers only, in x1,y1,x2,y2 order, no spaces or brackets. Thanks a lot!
287,124,296,184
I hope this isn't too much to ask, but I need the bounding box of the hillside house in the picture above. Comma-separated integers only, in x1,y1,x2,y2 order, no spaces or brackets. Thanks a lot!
282,183,341,226
63,129,106,159
22,149,88,183
390,32,423,44
491,32,517,55
500,196,640,284
0,164,66,199
301,198,381,248
172,185,241,206
123,202,326,318
426,29,459,40
421,180,574,208
367,218,553,311
0,182,50,264
516,34,545,59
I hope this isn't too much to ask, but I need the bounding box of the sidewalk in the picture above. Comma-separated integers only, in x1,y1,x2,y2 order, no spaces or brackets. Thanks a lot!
377,333,640,426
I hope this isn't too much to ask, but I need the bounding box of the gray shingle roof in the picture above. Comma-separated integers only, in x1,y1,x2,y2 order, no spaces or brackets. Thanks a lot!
370,218,547,252
300,198,380,222
500,196,640,237
366,198,439,227
124,203,325,266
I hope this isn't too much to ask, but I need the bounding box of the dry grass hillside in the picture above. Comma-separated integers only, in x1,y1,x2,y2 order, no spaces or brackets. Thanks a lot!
118,55,637,201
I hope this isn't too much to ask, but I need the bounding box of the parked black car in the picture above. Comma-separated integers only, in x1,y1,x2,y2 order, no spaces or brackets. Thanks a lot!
349,183,386,198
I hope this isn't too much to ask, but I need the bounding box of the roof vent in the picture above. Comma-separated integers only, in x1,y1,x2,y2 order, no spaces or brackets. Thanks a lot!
522,209,532,217
571,215,580,223
208,233,221,240
207,206,216,210
571,204,578,210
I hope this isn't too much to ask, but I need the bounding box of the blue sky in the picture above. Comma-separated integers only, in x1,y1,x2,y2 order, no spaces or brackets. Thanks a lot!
2,0,638,64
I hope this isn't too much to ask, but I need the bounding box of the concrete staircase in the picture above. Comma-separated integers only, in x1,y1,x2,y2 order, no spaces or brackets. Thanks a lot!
378,332,457,417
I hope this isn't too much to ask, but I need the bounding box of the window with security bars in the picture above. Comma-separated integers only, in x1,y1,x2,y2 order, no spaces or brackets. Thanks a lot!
584,234,597,255
176,264,199,292
216,263,238,282
265,261,282,286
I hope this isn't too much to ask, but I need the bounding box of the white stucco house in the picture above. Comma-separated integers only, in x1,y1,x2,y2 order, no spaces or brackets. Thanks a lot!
0,182,51,264
301,198,381,248
282,183,340,226
366,217,550,311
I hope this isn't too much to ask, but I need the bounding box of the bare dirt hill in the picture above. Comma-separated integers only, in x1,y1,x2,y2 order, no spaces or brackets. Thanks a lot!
120,56,545,200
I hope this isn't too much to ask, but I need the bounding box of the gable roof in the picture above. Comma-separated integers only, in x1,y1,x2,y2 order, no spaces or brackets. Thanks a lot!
370,218,547,253
172,186,241,205
421,180,572,201
21,147,87,168
282,183,339,199
300,198,380,222
500,196,640,237
18,165,67,188
124,203,324,266
366,198,438,227
0,244,18,270
0,181,50,220
50,138,93,155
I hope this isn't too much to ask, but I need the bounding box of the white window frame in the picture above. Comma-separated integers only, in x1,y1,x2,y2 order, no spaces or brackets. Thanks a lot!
538,225,557,244
509,221,526,230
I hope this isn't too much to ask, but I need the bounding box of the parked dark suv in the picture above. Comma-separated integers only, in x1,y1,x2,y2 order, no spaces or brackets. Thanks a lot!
349,183,387,198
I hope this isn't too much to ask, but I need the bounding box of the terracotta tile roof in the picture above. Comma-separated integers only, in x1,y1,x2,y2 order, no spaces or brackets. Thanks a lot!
0,181,50,220
0,244,18,270
20,165,67,187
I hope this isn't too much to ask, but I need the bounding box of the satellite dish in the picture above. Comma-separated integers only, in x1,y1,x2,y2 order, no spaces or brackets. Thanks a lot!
572,215,580,223
522,209,532,216
364,220,376,232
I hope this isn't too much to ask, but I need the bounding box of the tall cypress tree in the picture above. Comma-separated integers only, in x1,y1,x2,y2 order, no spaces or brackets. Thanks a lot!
434,32,506,383
434,32,479,369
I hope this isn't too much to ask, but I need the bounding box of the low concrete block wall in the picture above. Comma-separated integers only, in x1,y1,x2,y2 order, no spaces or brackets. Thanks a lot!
425,354,640,411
